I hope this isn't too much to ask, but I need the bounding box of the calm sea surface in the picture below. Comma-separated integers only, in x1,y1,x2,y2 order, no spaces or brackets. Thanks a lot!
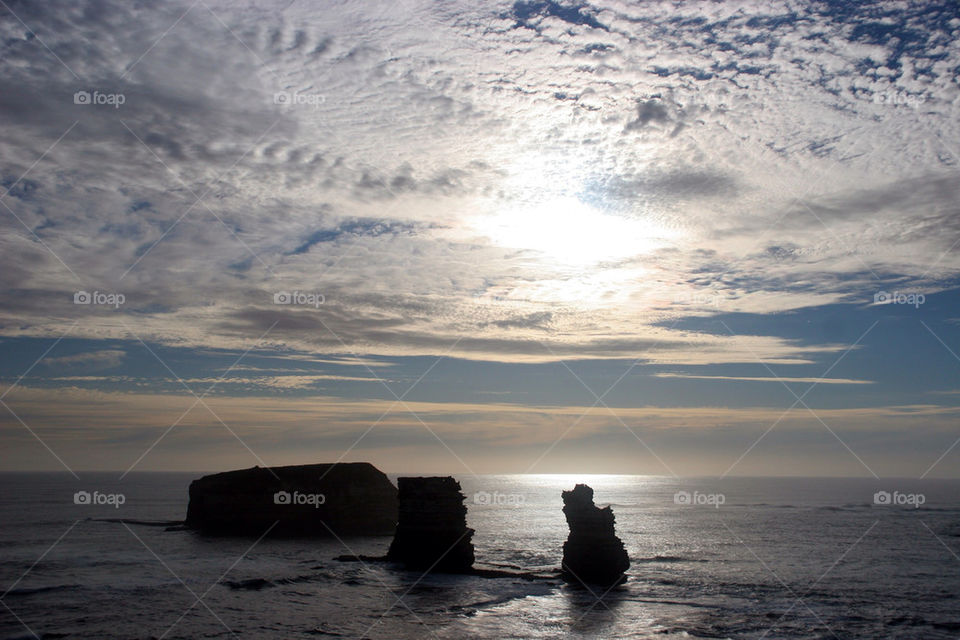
1,473,958,639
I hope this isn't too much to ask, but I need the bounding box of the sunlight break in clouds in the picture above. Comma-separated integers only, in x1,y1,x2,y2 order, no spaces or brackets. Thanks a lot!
0,0,957,364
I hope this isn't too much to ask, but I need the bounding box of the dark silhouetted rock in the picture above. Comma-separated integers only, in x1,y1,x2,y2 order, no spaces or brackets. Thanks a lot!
387,476,475,573
561,484,629,586
185,462,397,537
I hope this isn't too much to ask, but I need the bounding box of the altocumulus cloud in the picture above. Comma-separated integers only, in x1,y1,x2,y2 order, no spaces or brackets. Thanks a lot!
0,0,957,368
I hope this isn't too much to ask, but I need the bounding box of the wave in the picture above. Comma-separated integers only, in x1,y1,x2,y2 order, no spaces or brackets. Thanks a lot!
933,621,960,631
305,626,346,636
222,570,339,591
448,584,557,615
3,584,80,597
277,572,337,585
884,615,960,631
89,517,184,527
635,555,707,563
222,577,275,590
819,503,872,511
715,502,960,512
727,503,801,508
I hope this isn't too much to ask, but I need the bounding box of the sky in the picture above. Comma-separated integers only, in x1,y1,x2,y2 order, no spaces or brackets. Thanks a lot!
1,0,959,477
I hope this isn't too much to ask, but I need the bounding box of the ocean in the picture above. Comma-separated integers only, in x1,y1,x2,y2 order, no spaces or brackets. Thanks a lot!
1,473,958,639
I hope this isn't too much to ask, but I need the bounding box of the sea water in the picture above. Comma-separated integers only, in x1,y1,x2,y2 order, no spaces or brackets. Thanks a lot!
1,473,958,639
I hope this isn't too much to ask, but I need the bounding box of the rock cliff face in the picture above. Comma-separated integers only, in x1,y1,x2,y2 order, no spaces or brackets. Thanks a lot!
387,477,475,573
561,484,630,586
185,462,397,537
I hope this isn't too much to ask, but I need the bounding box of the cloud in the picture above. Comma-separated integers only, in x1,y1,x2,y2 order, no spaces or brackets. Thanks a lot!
2,382,958,475
181,374,387,390
43,349,125,371
0,0,957,370
625,99,671,131
509,1,610,32
653,373,874,385
289,218,424,255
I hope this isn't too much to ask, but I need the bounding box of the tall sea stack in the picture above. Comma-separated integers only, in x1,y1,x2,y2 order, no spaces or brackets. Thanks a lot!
387,476,475,573
561,484,630,586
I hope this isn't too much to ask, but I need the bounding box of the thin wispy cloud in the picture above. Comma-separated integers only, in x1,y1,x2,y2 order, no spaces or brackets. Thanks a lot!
653,374,874,385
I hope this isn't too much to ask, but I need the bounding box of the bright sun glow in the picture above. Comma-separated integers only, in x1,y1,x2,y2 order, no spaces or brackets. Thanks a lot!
476,196,675,266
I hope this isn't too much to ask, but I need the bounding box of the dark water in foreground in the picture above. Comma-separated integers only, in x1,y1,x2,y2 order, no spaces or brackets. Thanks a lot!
1,473,958,639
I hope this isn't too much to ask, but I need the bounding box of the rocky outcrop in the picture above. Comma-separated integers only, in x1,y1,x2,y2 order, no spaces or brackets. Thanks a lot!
185,462,397,537
561,484,629,586
387,477,475,573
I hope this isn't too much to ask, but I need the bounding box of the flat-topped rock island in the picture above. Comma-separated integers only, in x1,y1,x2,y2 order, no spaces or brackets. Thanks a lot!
185,462,398,537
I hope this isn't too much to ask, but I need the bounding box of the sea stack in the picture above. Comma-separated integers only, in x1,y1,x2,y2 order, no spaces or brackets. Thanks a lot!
387,477,475,573
561,484,630,586
185,462,397,537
